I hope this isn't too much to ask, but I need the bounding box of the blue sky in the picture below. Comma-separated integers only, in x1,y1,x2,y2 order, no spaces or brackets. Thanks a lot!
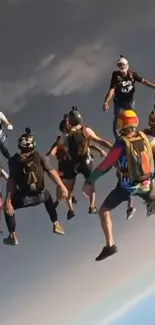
1,0,155,324
109,290,155,325
112,293,155,325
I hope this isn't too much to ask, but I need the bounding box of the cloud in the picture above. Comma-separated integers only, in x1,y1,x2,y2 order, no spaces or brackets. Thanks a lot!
1,0,155,113
98,284,155,325
0,78,36,113
36,54,56,70
0,39,116,112
45,40,116,96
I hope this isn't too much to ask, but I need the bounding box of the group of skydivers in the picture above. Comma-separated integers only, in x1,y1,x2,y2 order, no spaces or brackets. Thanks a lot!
1,55,155,261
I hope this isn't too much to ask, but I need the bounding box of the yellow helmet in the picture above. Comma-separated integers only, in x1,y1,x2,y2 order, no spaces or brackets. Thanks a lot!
117,109,139,131
148,110,155,127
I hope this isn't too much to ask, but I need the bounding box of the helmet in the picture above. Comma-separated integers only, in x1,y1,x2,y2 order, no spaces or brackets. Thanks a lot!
59,114,70,132
117,55,129,73
117,110,139,131
68,106,83,126
148,109,155,127
18,127,36,152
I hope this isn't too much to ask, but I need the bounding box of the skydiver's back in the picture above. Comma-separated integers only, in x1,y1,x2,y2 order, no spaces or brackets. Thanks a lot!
67,106,89,161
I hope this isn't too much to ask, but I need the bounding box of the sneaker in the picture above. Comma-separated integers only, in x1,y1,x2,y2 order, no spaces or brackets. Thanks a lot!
3,234,19,246
88,206,98,214
67,209,75,220
95,245,118,261
72,196,79,204
53,222,65,235
126,207,136,220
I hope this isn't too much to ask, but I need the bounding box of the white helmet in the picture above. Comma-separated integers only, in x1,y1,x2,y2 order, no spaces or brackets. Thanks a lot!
117,57,129,73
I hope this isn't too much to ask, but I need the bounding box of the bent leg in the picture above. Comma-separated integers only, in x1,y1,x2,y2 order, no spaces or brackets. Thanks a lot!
80,155,97,213
126,196,136,220
55,159,66,206
63,179,76,219
96,184,130,261
43,189,58,223
63,160,77,219
56,159,78,205
4,190,26,233
43,189,64,235
4,190,26,245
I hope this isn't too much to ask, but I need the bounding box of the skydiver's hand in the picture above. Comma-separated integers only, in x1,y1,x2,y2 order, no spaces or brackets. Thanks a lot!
82,181,92,198
7,124,13,131
100,149,107,158
59,184,68,200
103,102,110,112
4,199,14,216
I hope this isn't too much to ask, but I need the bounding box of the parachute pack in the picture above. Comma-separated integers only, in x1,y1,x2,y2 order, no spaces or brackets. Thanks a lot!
18,151,45,194
118,131,155,182
67,126,89,160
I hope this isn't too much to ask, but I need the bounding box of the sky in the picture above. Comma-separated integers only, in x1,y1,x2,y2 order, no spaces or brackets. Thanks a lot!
0,0,155,324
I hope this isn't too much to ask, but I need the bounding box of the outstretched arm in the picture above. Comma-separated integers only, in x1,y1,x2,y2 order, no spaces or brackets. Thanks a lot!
41,156,68,197
0,112,13,130
86,144,123,184
133,72,155,90
103,72,116,110
89,143,107,157
46,136,61,156
46,144,58,156
141,78,155,90
48,169,66,187
104,88,115,107
86,127,112,150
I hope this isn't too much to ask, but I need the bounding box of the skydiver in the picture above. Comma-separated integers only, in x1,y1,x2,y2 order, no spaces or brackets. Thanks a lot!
127,104,155,220
55,106,112,219
47,110,108,219
103,55,155,138
83,110,155,261
103,55,155,219
46,114,78,208
3,128,68,245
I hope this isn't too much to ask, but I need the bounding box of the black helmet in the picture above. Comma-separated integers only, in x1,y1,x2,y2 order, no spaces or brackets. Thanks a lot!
18,127,36,152
68,106,83,126
59,114,69,132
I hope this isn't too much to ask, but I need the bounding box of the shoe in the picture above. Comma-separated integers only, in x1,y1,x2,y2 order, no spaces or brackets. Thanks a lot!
3,234,19,246
126,207,136,220
67,209,75,220
53,222,65,235
72,196,78,204
88,206,98,214
95,245,118,261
